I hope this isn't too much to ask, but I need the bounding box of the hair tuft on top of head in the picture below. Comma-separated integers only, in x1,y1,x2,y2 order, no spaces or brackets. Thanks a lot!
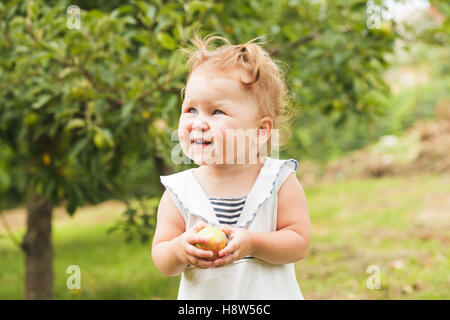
180,30,298,150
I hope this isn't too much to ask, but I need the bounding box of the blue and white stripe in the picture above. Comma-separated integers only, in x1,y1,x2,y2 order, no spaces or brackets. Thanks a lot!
208,195,247,226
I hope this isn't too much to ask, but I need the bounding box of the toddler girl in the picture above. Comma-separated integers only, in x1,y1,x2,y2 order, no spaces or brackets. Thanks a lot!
151,33,310,300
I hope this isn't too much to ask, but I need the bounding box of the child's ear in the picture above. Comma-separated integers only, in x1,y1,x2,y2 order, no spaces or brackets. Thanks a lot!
255,116,273,145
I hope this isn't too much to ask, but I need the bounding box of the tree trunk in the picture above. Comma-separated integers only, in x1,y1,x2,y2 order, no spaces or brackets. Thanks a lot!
21,192,54,299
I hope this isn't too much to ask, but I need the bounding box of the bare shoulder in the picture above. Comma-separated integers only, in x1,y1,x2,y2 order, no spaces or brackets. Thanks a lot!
158,190,183,219
276,173,310,241
152,190,186,247
278,173,308,207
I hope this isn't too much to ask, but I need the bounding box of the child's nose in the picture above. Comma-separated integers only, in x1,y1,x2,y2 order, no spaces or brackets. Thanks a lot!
192,117,209,131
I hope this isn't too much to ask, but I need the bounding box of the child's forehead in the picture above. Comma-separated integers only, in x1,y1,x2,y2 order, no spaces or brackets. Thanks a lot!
188,65,242,87
185,65,250,103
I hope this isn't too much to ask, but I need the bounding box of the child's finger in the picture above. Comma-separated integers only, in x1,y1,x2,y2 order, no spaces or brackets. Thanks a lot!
186,233,210,245
192,221,208,232
187,245,214,259
219,224,234,236
196,259,215,269
188,256,215,269
214,251,238,267
218,239,238,257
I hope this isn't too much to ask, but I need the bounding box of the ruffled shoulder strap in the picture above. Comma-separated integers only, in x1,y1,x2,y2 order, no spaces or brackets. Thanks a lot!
235,157,298,228
160,157,299,228
160,169,218,226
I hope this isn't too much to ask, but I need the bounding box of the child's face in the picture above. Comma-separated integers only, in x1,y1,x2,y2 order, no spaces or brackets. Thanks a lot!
179,65,264,166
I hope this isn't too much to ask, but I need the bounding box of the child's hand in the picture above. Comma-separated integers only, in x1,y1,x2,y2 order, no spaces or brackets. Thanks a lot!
173,221,216,269
213,225,253,267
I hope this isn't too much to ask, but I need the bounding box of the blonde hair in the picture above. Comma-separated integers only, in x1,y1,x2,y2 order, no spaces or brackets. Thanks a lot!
180,31,297,154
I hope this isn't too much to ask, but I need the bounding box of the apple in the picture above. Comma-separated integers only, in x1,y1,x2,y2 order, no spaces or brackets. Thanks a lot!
195,226,228,260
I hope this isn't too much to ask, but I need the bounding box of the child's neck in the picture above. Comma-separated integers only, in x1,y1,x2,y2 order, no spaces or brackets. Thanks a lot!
198,155,266,181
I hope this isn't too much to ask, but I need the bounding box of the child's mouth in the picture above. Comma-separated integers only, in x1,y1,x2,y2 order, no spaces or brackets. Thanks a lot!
191,139,213,147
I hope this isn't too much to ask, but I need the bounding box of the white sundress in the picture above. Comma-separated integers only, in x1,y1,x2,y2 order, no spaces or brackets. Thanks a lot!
159,156,304,300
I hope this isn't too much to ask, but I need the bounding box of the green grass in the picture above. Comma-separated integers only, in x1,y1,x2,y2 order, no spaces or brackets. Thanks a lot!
1,172,449,299
0,220,180,299
298,172,450,299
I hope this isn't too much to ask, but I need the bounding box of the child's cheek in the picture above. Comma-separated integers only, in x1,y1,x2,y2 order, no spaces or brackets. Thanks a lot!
177,126,189,144
215,128,228,151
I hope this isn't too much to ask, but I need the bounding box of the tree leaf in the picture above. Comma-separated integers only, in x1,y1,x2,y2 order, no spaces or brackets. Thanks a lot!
65,118,86,131
120,101,135,119
31,94,52,109
157,32,176,50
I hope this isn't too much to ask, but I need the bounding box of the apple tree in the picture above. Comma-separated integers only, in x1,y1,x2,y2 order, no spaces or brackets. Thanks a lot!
0,0,199,299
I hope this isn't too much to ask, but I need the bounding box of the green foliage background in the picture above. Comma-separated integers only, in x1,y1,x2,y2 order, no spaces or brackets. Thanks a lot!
0,0,448,241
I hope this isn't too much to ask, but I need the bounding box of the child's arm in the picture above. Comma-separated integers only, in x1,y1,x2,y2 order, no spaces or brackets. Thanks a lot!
251,172,311,263
215,173,310,266
151,190,215,276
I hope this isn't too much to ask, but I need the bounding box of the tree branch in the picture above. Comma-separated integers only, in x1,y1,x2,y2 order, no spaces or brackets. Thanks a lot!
271,32,319,56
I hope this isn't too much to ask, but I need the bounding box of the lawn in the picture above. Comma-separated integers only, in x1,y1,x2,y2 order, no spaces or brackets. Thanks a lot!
1,172,449,299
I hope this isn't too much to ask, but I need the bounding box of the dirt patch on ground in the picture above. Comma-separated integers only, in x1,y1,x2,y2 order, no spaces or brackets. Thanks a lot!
0,200,126,234
306,100,450,185
413,191,450,245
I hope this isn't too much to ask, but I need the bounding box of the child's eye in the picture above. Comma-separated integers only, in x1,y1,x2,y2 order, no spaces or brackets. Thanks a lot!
185,107,224,115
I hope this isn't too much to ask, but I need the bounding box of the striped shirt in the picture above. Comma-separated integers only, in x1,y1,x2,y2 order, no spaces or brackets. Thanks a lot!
208,195,247,226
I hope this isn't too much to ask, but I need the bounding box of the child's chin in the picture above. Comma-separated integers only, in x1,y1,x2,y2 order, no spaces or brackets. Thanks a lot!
191,153,223,166
193,157,218,166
